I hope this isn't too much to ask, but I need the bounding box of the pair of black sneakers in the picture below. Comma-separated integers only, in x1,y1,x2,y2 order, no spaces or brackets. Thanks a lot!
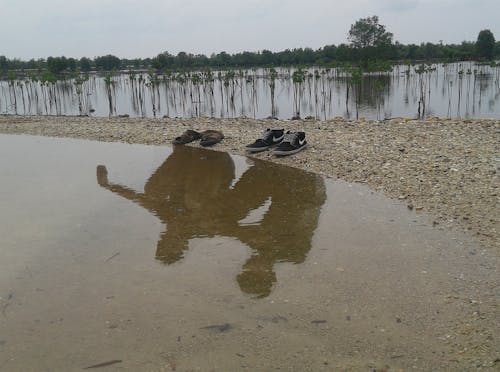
246,129,307,156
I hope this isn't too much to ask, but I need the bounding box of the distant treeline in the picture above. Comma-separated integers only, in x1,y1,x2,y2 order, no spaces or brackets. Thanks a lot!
1,40,499,77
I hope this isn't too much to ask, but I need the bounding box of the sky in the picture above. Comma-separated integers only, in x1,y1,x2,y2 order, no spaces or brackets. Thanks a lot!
1,0,499,60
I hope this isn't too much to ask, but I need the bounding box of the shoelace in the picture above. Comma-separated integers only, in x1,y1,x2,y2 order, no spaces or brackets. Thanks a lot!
282,132,299,143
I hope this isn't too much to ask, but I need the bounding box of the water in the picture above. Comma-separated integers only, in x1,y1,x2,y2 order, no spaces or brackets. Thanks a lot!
1,62,499,120
0,135,498,370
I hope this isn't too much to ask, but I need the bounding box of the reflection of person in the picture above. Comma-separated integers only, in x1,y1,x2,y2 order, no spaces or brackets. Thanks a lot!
97,145,326,298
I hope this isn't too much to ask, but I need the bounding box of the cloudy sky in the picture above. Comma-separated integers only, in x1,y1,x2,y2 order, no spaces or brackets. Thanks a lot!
1,0,499,60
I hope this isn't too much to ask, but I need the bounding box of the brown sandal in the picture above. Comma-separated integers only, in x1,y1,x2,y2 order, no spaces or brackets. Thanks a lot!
172,130,202,144
200,130,224,147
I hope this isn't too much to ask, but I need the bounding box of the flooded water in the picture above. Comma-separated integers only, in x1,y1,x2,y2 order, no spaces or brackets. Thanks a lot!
0,135,498,371
1,62,499,120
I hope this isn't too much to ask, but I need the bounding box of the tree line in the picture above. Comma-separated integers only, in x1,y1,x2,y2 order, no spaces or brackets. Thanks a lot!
1,17,498,77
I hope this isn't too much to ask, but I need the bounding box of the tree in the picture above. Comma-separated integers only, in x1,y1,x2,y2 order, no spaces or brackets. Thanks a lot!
0,56,8,72
67,57,77,71
348,16,393,48
476,29,495,60
152,51,174,70
47,56,68,74
94,55,121,71
79,57,92,72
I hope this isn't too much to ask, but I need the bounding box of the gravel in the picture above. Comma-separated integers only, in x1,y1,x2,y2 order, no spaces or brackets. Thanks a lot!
1,115,498,251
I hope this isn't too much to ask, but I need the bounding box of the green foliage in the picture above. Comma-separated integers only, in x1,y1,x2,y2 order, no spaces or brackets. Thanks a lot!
7,70,17,82
94,55,121,71
79,57,92,72
348,16,393,48
361,60,392,72
47,56,68,74
292,68,305,84
495,41,500,57
104,73,113,87
0,55,8,72
476,29,496,60
351,67,362,85
40,71,57,84
152,51,174,70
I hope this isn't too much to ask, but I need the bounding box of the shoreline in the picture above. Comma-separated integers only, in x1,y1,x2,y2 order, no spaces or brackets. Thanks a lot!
1,115,498,250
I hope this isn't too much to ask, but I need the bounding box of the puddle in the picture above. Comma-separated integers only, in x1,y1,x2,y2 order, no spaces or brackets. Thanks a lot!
0,134,498,371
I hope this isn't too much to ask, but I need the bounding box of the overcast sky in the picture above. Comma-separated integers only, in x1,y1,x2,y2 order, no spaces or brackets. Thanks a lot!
1,0,499,60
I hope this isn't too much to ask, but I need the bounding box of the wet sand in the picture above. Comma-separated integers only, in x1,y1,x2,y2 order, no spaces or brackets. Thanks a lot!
0,115,498,252
0,135,498,371
0,133,498,371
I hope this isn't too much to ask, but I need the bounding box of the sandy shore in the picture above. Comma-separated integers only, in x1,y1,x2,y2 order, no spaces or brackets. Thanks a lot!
1,115,498,250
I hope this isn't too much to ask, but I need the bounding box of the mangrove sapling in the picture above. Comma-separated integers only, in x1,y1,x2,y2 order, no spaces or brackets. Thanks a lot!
104,73,116,117
128,70,140,115
375,80,384,120
312,70,320,119
130,75,138,114
40,80,48,114
236,70,244,117
147,70,159,118
350,67,362,120
216,71,224,117
292,68,305,118
153,74,162,116
447,80,453,118
322,73,331,120
207,71,216,117
416,64,427,119
225,70,237,116
249,70,259,118
341,64,352,117
74,74,86,115
268,68,277,117
18,81,27,115
189,72,203,117
24,78,32,114
222,72,230,115
465,70,472,116
178,73,189,116
326,77,335,120
137,74,146,117
162,73,172,118
7,73,18,114
456,70,464,117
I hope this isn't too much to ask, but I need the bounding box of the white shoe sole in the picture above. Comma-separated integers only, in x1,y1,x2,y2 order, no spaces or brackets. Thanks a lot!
246,146,271,153
272,144,307,156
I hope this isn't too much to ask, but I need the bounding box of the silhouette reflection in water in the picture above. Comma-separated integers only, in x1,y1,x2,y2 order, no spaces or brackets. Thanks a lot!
97,145,326,298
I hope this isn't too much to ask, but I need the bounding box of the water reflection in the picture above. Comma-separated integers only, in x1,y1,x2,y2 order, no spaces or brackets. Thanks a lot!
96,146,326,297
1,62,499,119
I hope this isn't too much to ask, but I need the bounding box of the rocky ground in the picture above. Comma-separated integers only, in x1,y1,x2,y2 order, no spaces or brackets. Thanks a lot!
0,115,498,251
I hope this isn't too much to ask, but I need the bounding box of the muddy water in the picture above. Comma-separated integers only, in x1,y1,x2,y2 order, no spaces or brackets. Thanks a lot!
0,135,498,371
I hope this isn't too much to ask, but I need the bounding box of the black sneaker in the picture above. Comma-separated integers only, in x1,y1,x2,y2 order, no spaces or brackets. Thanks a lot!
272,131,307,156
246,128,285,153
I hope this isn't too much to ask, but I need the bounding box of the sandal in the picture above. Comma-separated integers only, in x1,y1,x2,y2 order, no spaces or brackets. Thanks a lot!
172,129,202,144
200,130,224,147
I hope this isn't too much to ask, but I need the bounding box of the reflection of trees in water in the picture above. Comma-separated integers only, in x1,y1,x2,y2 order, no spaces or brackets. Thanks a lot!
96,146,326,298
359,75,391,115
1,63,500,119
